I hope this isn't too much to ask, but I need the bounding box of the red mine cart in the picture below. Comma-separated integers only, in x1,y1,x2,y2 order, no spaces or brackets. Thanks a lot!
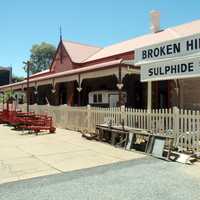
19,114,56,134
0,98,56,134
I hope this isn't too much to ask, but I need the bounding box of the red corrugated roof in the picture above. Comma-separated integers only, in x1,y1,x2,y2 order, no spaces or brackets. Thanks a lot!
62,40,101,63
0,59,122,90
85,19,200,62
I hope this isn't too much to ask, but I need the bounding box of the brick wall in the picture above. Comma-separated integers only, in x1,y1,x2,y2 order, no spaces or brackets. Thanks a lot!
179,78,200,109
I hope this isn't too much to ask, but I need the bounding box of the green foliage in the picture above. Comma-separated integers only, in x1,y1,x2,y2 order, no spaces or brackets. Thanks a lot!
0,91,13,103
24,42,56,75
0,94,3,104
12,75,24,83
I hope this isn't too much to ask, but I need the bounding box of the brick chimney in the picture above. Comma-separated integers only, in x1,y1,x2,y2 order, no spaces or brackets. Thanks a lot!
150,10,160,33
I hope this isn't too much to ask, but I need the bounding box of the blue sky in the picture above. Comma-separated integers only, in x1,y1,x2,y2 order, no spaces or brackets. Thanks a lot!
1,0,200,77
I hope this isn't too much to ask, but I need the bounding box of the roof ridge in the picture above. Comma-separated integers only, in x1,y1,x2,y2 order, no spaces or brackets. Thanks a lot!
62,39,102,49
91,19,200,51
80,48,104,63
84,19,200,62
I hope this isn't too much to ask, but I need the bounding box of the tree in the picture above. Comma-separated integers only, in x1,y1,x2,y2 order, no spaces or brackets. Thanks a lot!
12,75,24,83
24,42,56,74
0,90,13,103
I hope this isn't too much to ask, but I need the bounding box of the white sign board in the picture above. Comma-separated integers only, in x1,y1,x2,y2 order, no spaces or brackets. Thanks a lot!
134,33,200,81
152,138,165,158
141,57,200,82
135,33,200,63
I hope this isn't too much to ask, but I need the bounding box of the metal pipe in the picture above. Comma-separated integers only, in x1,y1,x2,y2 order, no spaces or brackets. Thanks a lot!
23,61,31,112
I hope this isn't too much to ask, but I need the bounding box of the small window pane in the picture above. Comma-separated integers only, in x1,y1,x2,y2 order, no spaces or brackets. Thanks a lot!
93,94,97,103
98,94,102,103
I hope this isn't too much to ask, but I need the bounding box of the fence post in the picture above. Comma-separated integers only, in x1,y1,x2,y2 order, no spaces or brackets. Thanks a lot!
147,109,151,131
173,106,179,144
87,104,91,131
121,105,126,125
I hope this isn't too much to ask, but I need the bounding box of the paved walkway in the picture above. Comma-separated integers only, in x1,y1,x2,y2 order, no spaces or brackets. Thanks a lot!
0,124,145,184
0,157,200,200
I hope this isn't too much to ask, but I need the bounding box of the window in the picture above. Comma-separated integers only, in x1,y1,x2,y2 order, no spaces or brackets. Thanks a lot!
93,93,102,103
93,94,97,103
98,94,102,103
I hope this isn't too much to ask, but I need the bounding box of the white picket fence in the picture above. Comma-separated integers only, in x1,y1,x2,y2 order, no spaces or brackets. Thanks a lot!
17,104,200,153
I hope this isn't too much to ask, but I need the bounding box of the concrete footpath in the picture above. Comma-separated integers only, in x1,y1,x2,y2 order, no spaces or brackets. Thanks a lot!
0,124,145,184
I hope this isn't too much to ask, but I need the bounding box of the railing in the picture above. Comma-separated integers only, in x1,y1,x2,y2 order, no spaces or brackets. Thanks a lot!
17,104,200,153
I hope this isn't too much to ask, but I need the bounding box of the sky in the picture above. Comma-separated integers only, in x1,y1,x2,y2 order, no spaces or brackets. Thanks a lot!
1,0,200,77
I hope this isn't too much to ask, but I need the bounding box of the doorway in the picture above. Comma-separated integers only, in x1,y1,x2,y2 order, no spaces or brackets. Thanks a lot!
158,81,169,108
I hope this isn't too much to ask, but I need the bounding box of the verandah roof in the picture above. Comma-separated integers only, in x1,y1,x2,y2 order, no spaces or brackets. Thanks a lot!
0,59,139,92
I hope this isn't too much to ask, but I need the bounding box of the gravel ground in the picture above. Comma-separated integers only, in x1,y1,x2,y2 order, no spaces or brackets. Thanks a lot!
0,157,199,200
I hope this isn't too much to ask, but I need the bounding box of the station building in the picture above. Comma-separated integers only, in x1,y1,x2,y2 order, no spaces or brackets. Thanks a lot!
1,15,200,109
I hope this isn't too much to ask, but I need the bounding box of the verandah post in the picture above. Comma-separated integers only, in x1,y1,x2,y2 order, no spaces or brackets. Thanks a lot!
87,104,91,131
173,106,179,145
147,81,152,112
147,81,152,131
120,105,126,126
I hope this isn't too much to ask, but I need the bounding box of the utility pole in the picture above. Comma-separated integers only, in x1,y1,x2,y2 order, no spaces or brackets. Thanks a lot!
23,61,31,112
